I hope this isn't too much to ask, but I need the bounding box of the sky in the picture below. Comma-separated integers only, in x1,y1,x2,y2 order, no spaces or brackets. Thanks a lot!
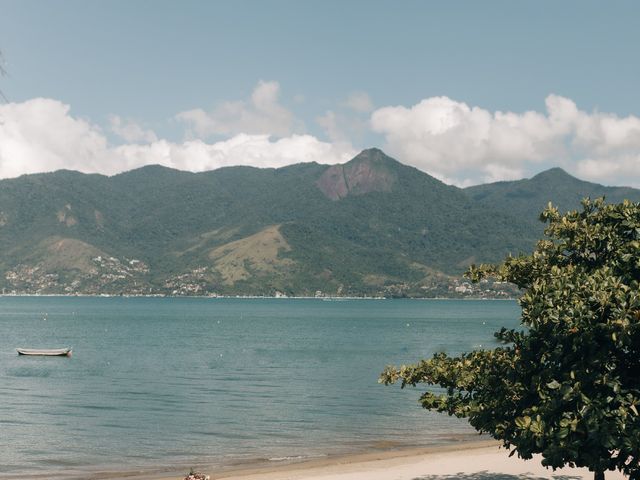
0,0,639,187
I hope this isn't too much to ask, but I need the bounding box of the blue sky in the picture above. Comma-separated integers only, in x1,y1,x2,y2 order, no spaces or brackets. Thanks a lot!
1,0,639,186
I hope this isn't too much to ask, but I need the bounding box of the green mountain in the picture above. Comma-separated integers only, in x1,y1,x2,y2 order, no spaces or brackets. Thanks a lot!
0,149,638,297
465,167,639,234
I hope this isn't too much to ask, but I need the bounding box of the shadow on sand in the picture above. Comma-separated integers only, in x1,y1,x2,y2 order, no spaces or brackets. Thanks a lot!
413,473,582,480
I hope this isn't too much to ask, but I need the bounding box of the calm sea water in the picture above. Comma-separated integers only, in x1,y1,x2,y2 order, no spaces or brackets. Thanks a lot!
0,297,520,478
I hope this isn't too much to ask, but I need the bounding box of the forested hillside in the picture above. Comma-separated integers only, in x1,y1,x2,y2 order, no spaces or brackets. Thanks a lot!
1,149,637,297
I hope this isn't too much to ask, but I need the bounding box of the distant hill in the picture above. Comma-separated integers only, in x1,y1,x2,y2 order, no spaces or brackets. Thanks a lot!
0,148,638,297
465,167,639,233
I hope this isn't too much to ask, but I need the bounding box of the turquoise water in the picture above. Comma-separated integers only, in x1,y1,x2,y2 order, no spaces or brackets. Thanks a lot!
0,297,520,478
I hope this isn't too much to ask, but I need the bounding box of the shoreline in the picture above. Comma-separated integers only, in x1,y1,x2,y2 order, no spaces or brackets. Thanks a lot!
5,440,627,480
0,294,517,301
2,437,485,480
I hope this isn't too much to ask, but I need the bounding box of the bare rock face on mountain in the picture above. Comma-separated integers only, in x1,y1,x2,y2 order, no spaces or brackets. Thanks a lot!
316,148,398,200
0,147,638,297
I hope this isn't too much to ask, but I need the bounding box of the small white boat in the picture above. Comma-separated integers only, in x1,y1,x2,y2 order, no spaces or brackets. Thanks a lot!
16,347,72,357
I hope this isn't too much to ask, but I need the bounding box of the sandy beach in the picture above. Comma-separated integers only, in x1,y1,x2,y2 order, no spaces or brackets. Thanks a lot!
77,441,627,480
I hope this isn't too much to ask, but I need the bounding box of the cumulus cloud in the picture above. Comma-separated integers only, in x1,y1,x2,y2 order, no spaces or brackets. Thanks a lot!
317,109,369,147
576,155,640,185
112,134,355,172
371,95,640,187
176,80,300,138
2,93,639,188
317,111,345,143
0,98,109,177
0,98,355,179
344,91,374,113
109,115,158,143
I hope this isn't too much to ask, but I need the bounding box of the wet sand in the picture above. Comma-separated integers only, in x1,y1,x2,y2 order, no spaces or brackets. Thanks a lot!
75,440,626,480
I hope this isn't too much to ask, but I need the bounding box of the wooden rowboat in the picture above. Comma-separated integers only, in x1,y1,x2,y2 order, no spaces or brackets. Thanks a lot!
16,348,72,357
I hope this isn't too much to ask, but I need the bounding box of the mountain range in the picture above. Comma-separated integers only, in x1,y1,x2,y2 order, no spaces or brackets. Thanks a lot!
1,148,638,297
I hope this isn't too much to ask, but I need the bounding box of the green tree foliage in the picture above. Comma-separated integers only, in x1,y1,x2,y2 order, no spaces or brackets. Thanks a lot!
380,199,640,480
0,151,638,295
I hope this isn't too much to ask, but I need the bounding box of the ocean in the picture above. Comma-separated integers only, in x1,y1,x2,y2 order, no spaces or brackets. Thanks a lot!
0,297,520,479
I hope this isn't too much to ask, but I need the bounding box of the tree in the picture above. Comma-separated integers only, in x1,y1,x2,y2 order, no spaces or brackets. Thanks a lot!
380,199,640,480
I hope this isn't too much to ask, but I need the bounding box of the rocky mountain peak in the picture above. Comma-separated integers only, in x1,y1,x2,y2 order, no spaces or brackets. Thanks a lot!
316,148,399,200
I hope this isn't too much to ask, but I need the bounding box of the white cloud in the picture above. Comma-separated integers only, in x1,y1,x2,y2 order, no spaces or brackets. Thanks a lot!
344,91,373,113
0,98,354,179
109,115,158,143
316,92,373,145
176,80,300,138
371,95,640,187
2,94,639,189
317,111,344,143
113,134,355,173
575,155,640,186
317,110,369,147
0,98,108,178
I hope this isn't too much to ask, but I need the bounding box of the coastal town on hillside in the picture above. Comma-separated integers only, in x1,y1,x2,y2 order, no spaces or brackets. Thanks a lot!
2,255,519,299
